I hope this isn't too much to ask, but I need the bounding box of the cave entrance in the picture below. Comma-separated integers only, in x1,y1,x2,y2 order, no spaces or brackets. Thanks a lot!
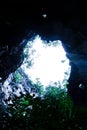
21,35,71,90
2,35,71,100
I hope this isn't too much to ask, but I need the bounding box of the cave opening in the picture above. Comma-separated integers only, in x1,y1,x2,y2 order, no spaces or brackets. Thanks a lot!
21,35,71,90
2,35,71,100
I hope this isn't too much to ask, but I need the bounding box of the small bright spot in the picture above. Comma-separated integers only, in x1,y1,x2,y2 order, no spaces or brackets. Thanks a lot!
42,14,47,18
21,35,71,90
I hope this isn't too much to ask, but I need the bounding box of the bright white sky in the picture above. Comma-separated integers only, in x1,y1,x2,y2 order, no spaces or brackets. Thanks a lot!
21,35,71,89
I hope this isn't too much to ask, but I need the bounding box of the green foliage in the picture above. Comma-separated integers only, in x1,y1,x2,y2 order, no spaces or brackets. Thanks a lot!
45,86,64,98
3,87,87,130
32,78,44,95
44,86,73,119
23,43,34,68
13,71,22,83
7,94,33,122
59,93,73,118
5,83,74,130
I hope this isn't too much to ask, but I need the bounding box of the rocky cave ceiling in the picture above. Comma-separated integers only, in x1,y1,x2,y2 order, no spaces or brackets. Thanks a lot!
0,2,87,105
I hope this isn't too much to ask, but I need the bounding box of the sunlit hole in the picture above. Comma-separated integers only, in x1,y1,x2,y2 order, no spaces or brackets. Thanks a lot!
21,35,71,90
